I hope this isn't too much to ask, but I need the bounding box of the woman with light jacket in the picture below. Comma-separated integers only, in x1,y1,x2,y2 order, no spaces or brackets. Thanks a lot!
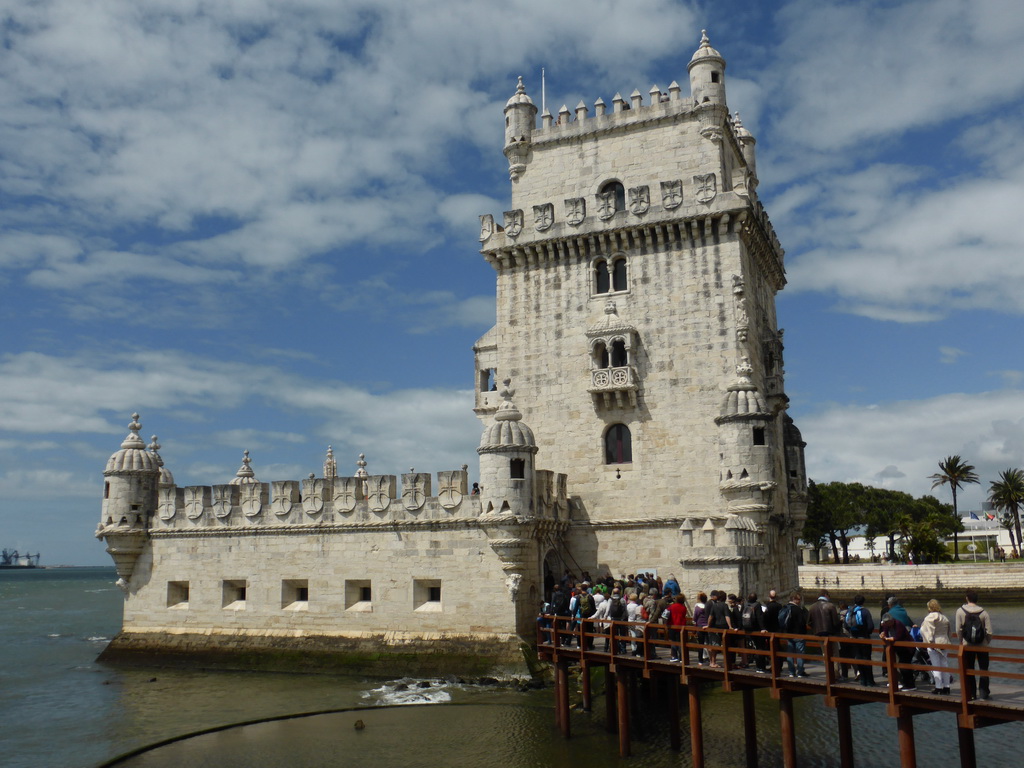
919,598,953,695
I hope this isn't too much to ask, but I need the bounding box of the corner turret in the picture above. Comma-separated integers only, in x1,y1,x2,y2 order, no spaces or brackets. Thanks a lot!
503,77,537,181
97,413,160,591
477,379,538,516
688,29,727,107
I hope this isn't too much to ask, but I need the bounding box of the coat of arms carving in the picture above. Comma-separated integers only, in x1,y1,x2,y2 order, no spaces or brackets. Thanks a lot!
271,482,294,517
303,478,325,515
596,191,616,220
479,214,494,243
333,477,358,513
628,186,650,215
184,486,205,520
533,203,554,232
437,470,466,509
367,475,394,513
694,173,717,204
661,179,683,210
402,473,429,511
241,484,263,517
158,488,177,520
565,197,586,226
503,209,524,238
212,486,235,519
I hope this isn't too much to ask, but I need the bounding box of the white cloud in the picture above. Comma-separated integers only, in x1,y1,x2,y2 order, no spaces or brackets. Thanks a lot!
939,347,966,365
800,388,1024,508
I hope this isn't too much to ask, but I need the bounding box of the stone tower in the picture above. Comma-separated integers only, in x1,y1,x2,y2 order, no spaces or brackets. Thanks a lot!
475,31,807,598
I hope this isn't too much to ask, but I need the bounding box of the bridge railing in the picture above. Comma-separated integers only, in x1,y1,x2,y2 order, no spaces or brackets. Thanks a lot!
537,615,1024,712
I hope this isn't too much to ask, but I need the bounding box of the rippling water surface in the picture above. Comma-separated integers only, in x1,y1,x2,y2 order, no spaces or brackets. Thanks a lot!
3,568,1023,768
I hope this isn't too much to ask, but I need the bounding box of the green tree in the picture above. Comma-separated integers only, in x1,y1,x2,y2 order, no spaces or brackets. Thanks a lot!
989,468,1024,558
929,455,979,561
802,481,868,563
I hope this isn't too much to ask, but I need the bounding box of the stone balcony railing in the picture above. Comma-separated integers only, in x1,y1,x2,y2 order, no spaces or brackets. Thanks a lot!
588,365,639,408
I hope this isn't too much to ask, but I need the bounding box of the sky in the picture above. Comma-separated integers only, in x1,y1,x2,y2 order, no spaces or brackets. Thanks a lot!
1,0,1022,565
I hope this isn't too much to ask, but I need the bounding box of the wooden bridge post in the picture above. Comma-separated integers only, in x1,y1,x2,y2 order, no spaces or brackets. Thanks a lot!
688,679,704,768
779,689,798,768
556,659,571,738
617,668,631,757
837,699,854,768
956,724,976,768
742,687,757,768
580,660,592,712
896,711,916,768
668,676,681,751
606,669,617,733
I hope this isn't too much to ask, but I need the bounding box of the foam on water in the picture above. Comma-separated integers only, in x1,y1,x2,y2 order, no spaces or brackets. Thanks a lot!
362,678,456,706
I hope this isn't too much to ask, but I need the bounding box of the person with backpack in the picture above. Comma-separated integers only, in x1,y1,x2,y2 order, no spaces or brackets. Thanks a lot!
706,591,732,668
607,588,628,654
741,592,766,671
879,611,916,691
692,592,709,665
808,590,842,677
779,591,809,677
578,585,598,650
761,589,784,675
919,598,953,695
846,595,876,686
955,589,993,700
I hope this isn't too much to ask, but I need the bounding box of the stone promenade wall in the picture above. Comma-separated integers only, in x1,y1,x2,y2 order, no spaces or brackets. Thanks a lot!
798,563,1024,602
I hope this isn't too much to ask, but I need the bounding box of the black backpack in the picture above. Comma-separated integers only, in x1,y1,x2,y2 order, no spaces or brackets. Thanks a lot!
961,611,987,645
550,590,569,616
609,596,626,621
741,603,757,631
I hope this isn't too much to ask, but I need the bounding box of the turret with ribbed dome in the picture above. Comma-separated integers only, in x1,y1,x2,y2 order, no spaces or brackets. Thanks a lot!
97,413,160,591
503,76,537,181
688,29,727,107
477,379,538,517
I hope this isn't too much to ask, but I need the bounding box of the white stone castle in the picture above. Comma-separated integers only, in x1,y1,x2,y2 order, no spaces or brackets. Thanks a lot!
96,32,807,676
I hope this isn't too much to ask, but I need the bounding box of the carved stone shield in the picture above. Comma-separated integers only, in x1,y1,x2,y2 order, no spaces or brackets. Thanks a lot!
503,209,524,238
437,470,465,510
565,197,586,226
212,486,235,519
596,191,616,220
241,484,262,517
533,203,554,232
303,478,325,515
694,173,717,204
661,179,683,210
367,476,394,513
184,487,205,520
479,214,494,243
628,186,650,215
158,488,177,521
271,481,294,517
402,481,426,511
333,477,358,513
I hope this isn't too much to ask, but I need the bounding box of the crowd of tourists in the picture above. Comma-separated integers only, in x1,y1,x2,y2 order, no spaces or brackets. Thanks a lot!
541,571,994,701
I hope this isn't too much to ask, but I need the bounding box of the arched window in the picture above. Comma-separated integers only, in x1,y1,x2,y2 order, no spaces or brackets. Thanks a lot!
604,424,632,464
595,260,610,294
600,181,625,212
593,341,610,369
612,257,627,291
610,339,627,367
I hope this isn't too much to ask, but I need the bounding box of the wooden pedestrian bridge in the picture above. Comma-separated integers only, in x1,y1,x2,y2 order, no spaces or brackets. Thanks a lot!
537,617,1024,767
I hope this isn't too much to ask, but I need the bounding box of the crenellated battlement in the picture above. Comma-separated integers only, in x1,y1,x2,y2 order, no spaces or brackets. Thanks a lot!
154,466,571,530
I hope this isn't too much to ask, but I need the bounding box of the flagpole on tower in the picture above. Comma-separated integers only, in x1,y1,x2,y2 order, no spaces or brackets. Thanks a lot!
541,68,546,115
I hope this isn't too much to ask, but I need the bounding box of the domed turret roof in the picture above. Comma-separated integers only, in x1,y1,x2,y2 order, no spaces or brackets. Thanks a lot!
105,414,160,473
148,435,174,486
229,450,259,485
505,76,535,108
720,359,769,417
689,29,725,66
783,414,805,445
479,380,537,451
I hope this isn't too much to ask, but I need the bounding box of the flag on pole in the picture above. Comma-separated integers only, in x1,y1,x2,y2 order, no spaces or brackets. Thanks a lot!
969,512,979,520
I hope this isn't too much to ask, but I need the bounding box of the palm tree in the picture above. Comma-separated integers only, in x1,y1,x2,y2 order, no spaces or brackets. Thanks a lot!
929,455,979,561
989,469,1024,559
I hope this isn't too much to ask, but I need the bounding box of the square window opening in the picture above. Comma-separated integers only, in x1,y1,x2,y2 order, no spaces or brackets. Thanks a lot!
222,579,247,609
414,579,443,612
345,579,373,611
167,581,190,609
752,427,766,446
282,579,309,610
510,458,525,479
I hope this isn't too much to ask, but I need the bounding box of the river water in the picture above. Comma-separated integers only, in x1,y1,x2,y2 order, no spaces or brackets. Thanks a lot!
2,567,1022,768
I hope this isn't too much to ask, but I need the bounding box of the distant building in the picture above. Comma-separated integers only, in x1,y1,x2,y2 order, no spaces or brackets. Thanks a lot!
96,32,807,675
